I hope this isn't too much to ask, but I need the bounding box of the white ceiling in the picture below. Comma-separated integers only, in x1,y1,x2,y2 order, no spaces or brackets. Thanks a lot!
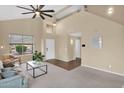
0,5,124,25
87,5,124,25
0,5,81,21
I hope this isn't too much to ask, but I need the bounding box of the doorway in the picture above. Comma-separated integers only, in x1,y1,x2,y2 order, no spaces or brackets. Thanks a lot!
45,39,55,60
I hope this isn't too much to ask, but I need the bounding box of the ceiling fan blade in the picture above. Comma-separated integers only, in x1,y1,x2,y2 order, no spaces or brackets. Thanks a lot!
22,12,34,14
16,6,33,11
30,5,36,10
41,10,55,12
39,5,45,10
32,14,36,19
41,12,53,17
40,14,45,20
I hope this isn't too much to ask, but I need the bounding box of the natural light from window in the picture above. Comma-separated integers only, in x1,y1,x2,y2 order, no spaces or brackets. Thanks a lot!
9,34,33,55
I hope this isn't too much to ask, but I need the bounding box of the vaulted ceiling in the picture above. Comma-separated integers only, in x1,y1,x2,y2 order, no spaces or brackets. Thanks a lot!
87,5,124,25
0,5,123,25
0,5,81,21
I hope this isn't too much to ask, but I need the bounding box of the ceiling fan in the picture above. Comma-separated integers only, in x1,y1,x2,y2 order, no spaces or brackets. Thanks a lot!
17,5,55,20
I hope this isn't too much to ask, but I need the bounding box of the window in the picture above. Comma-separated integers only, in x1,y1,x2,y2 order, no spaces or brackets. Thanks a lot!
9,34,33,55
90,32,102,49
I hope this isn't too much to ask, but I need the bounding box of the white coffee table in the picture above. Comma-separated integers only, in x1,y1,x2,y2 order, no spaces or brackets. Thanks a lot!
26,61,47,78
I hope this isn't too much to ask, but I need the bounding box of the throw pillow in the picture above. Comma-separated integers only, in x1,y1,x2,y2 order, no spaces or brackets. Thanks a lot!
3,63,14,68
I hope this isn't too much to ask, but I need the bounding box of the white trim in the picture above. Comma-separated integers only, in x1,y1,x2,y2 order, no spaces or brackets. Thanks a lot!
82,64,124,77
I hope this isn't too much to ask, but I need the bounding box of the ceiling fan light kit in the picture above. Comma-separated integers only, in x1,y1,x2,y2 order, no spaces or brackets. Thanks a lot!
17,5,55,20
35,11,40,15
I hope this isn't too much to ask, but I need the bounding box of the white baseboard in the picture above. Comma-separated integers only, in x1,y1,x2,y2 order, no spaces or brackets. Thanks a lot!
82,64,124,77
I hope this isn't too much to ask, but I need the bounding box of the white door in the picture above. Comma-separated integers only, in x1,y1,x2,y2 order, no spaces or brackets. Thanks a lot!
45,39,55,60
75,39,81,58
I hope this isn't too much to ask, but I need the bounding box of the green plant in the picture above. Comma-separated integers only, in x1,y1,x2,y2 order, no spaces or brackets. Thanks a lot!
32,51,45,62
16,45,27,55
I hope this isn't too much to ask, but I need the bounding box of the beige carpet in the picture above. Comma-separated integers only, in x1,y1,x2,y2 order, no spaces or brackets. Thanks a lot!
19,62,124,88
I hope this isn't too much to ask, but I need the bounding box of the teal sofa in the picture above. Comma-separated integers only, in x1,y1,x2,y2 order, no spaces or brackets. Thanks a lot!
0,75,28,88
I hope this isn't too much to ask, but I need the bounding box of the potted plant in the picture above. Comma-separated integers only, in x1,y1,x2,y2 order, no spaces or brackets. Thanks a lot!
32,51,45,62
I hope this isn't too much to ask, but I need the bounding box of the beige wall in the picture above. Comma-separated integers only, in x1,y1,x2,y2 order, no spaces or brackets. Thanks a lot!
55,26,69,61
0,18,43,62
68,36,81,61
56,11,124,75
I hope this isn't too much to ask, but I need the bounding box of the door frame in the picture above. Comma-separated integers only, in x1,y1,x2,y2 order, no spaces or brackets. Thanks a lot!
74,38,81,58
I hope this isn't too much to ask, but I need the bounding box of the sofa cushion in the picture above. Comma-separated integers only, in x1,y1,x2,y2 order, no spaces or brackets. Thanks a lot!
2,67,13,72
1,70,17,79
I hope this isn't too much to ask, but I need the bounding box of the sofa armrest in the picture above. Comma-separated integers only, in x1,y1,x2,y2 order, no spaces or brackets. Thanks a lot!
22,76,28,88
